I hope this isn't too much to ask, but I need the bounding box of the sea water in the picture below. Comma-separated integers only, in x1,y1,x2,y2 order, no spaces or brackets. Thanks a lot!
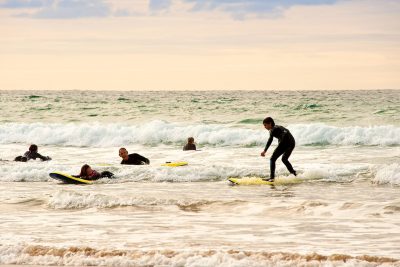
0,90,399,266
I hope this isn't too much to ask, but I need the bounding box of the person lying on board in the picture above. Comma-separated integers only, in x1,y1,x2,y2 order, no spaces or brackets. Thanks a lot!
119,148,150,165
14,144,51,162
75,164,114,180
183,137,197,151
261,117,297,182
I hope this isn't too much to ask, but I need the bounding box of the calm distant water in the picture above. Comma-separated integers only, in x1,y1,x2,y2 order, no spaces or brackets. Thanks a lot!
1,90,399,126
0,90,399,266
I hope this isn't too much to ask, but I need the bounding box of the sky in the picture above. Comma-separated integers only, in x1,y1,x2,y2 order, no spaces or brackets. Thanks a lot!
0,0,399,90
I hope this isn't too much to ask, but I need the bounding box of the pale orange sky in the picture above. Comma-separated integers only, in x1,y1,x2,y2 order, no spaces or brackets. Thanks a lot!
0,0,399,90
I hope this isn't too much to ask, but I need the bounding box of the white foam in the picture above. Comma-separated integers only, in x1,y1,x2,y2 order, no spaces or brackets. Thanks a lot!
373,163,400,185
292,123,400,146
47,190,218,210
0,121,399,147
0,162,56,182
0,244,394,267
0,161,348,183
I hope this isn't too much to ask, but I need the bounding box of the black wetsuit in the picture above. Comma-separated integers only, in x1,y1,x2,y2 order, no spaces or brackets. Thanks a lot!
74,171,114,180
183,143,196,151
264,125,296,179
14,151,51,162
24,151,50,161
97,171,114,179
121,153,150,165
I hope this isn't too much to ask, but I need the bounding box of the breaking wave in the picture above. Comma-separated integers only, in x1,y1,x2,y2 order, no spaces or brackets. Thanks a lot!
373,163,400,185
0,121,399,147
0,244,398,266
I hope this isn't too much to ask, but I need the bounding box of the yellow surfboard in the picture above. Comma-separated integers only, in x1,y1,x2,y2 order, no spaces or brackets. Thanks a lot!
161,161,188,167
228,176,301,185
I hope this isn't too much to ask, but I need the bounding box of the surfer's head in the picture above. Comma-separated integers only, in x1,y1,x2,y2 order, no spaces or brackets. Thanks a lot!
263,117,275,130
80,164,92,178
187,137,195,144
29,144,38,152
119,147,129,160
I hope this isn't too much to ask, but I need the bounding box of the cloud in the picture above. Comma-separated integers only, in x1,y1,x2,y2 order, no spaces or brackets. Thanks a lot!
149,0,172,11
0,0,340,19
145,0,340,17
0,0,48,8
36,0,111,18
0,0,111,18
184,0,339,18
113,9,131,17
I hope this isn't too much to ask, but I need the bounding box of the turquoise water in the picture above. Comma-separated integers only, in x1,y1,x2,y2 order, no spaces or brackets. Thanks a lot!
1,90,399,126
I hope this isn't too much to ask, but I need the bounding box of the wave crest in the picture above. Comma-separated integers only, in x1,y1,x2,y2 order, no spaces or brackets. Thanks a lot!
1,121,399,147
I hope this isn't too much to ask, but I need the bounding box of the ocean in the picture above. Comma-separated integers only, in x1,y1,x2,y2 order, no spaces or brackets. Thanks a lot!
0,90,399,266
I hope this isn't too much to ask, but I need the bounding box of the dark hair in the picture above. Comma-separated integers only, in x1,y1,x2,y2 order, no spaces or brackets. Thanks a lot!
188,137,194,143
263,117,275,126
80,164,90,178
29,144,38,152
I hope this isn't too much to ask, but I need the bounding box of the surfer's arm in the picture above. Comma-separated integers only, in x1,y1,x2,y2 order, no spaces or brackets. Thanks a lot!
264,135,273,152
40,155,51,161
142,157,150,165
136,154,150,165
36,152,51,161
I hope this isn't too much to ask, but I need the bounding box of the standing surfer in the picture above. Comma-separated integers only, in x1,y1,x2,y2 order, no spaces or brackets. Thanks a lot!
261,117,297,182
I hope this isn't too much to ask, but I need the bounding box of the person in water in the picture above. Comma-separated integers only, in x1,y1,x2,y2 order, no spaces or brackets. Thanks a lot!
261,117,296,182
14,144,51,162
77,164,114,180
183,137,196,151
119,148,150,165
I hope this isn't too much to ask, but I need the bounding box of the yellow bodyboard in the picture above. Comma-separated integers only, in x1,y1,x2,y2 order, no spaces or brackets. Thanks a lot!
161,161,188,167
50,171,93,184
